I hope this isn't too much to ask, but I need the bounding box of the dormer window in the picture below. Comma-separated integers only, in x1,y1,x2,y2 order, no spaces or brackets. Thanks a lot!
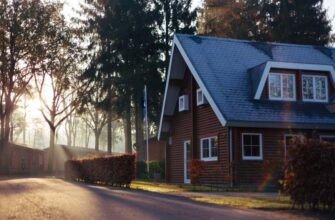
302,75,328,102
179,95,189,112
196,89,207,106
268,73,296,101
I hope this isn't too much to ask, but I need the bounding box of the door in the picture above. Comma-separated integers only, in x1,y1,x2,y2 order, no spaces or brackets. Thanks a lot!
184,140,191,184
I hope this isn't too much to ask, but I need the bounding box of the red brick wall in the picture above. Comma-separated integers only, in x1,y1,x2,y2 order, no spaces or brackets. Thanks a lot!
167,69,230,184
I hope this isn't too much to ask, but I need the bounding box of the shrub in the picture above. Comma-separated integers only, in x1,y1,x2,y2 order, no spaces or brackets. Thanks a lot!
136,160,165,180
65,154,135,186
190,159,205,185
283,139,335,210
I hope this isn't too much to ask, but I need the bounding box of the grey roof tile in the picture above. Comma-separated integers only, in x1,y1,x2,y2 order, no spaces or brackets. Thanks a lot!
176,34,335,128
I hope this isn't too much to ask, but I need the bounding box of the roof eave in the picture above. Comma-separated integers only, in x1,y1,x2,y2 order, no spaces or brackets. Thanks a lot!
227,120,335,130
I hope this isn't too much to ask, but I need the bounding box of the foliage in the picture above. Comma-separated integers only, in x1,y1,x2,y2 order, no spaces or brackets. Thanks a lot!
0,0,64,142
283,139,335,210
190,159,206,185
198,0,333,45
64,154,136,186
136,160,165,180
155,0,196,71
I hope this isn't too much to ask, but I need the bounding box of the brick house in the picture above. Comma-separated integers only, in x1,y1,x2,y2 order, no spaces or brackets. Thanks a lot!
158,34,335,189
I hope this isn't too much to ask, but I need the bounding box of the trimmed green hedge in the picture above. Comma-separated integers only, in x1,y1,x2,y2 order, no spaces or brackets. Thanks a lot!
65,154,135,186
284,139,335,210
136,160,165,180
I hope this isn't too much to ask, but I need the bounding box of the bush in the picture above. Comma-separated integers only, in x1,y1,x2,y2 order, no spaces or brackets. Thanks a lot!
190,159,205,185
65,154,135,186
283,139,335,210
136,160,165,180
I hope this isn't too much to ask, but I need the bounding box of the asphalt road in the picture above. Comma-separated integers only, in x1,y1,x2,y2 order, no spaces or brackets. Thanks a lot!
0,178,326,220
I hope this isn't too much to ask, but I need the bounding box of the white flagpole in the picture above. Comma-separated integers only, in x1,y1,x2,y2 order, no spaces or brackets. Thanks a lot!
144,85,149,173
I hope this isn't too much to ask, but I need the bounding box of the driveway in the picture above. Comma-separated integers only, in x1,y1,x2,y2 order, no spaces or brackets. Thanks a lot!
0,178,327,220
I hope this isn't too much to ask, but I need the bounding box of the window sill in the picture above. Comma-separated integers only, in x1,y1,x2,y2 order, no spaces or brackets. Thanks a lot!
242,156,263,161
201,157,218,162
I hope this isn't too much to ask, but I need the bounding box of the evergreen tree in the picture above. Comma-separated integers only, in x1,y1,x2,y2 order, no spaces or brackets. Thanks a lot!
79,0,163,155
198,0,333,45
156,0,196,72
270,0,332,45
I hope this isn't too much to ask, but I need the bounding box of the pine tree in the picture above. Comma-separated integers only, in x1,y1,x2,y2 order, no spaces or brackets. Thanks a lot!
156,0,196,73
198,0,333,45
270,0,332,45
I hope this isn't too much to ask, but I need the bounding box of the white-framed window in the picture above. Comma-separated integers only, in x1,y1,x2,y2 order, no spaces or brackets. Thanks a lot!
200,136,218,161
242,133,263,160
320,135,335,143
178,95,189,112
196,88,207,106
302,75,328,102
268,73,296,101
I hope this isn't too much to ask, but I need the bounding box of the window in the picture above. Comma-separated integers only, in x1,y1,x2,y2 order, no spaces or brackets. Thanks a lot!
196,89,207,106
200,136,218,161
268,73,296,100
320,135,335,144
302,75,328,102
178,95,189,112
242,133,263,160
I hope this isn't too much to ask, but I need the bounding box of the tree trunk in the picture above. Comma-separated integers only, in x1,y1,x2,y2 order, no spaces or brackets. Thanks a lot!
4,113,11,142
48,114,56,174
85,123,90,148
164,0,170,74
94,130,100,151
124,100,132,153
107,111,112,153
135,93,144,160
0,116,4,141
48,127,56,174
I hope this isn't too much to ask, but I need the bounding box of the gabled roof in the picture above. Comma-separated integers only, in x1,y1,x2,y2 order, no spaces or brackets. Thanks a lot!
158,34,335,139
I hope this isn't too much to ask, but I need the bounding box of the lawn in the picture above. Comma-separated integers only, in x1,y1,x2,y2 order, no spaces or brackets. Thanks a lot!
130,180,213,193
130,181,292,210
193,196,291,209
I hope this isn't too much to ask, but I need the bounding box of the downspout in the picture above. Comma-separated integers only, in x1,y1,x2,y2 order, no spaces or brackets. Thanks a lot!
229,127,234,187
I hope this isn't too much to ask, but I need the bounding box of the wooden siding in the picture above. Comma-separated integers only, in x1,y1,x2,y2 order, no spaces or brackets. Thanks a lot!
232,128,335,188
261,68,335,100
167,69,230,184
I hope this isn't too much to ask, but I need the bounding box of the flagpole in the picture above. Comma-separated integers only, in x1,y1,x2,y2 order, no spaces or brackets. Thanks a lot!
144,85,149,173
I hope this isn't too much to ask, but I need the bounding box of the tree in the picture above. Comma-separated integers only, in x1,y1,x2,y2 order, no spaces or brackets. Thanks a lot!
156,0,197,72
269,0,332,45
79,0,163,155
78,84,111,151
0,0,60,144
34,9,79,172
198,0,333,45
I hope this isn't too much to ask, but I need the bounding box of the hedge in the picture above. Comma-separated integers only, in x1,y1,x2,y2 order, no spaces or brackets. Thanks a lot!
283,139,335,210
136,160,165,180
65,154,135,186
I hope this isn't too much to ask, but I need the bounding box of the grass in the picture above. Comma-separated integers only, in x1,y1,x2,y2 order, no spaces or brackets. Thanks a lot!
192,196,291,210
130,181,292,210
130,180,213,193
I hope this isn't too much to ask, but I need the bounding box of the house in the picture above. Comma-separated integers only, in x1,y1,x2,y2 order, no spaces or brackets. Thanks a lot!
0,143,45,175
136,138,166,162
158,34,335,189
